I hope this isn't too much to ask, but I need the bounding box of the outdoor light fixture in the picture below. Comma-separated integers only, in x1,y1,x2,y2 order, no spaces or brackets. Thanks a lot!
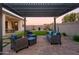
15,22,18,25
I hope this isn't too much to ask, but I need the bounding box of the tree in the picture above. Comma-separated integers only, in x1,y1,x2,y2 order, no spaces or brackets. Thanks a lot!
69,13,76,22
38,27,41,31
63,13,76,23
76,13,79,21
63,14,70,22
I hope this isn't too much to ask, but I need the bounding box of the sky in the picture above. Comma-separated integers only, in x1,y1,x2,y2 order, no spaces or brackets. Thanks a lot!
26,7,79,25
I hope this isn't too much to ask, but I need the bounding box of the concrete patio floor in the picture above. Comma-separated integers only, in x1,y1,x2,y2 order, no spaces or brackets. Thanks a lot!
3,36,79,55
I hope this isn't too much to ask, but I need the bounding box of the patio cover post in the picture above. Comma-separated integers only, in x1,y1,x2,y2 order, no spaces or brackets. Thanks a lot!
0,4,3,55
54,17,56,32
24,17,26,37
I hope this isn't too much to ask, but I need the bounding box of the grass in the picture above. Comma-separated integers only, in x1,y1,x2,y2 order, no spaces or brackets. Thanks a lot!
32,31,47,36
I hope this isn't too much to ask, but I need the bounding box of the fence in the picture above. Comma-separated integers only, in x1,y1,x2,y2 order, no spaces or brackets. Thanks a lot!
57,21,79,36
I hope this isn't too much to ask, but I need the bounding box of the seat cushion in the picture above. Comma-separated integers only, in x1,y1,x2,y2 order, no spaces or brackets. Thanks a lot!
28,34,35,36
10,34,18,40
28,37,36,40
48,31,53,35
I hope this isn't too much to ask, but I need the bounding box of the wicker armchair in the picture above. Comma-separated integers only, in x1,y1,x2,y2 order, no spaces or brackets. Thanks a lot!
27,31,37,46
46,31,61,45
10,35,28,52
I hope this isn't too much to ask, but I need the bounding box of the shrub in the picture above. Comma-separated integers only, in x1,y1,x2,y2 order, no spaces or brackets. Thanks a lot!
62,32,67,36
73,35,79,42
38,27,41,31
15,31,25,38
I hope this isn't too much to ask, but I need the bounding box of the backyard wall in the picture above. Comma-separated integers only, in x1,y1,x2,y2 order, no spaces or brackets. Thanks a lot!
26,25,46,31
57,21,79,36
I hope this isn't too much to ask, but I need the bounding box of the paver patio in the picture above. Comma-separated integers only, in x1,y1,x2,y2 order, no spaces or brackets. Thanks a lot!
3,36,79,55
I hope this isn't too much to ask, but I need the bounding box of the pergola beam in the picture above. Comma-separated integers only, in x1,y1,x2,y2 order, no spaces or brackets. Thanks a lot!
24,17,27,37
54,17,56,32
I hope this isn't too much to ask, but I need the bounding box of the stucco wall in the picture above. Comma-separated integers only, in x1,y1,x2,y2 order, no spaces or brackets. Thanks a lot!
26,25,45,31
2,13,24,36
57,21,79,36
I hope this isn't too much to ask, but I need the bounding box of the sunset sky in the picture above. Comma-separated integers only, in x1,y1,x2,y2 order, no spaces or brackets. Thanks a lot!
26,7,79,25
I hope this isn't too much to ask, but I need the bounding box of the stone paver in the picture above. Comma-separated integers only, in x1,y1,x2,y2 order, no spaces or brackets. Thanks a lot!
3,36,79,55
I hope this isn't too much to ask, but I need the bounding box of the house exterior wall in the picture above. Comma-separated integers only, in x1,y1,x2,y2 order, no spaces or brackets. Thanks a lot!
18,20,24,31
2,13,24,36
7,20,12,31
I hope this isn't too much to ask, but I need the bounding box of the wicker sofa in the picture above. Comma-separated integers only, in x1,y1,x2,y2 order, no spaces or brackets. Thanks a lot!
10,31,37,52
46,31,61,45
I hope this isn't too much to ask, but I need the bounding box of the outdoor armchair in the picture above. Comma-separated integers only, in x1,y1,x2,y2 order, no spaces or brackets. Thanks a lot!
27,31,37,46
10,34,28,52
46,31,61,45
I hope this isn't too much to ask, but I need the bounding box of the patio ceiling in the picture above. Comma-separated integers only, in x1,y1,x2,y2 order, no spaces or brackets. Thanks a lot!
3,3,79,17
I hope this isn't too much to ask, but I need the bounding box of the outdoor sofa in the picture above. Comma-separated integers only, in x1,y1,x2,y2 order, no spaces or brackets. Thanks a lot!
10,31,37,52
46,31,61,45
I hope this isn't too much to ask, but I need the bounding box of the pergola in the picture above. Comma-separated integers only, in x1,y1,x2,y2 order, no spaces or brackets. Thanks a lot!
0,3,79,54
